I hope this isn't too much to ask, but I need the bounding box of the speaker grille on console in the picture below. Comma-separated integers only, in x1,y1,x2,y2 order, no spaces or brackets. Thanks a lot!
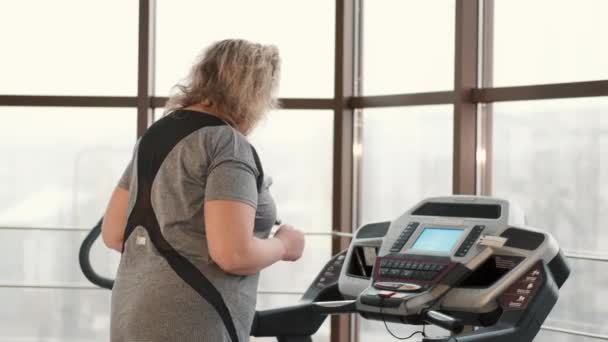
412,202,501,219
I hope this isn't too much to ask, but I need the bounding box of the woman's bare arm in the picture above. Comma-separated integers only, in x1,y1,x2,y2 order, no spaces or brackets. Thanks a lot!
101,187,130,252
205,200,303,276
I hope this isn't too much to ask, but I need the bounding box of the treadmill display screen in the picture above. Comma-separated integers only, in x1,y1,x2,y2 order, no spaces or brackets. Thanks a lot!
411,227,464,253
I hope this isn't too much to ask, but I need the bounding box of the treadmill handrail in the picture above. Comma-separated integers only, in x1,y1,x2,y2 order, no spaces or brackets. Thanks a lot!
79,218,114,290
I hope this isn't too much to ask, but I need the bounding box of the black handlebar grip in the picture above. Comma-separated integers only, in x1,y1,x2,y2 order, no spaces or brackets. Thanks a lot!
78,218,115,290
423,309,464,334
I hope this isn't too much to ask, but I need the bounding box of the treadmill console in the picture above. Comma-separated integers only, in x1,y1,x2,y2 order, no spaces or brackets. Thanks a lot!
337,196,569,341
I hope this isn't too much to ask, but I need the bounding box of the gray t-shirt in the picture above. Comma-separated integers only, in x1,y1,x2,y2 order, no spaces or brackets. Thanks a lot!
110,124,276,342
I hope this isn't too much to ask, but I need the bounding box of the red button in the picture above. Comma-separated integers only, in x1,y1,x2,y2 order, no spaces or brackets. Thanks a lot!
378,291,395,298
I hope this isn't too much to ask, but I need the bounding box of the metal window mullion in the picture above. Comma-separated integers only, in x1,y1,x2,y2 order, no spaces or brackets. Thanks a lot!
453,0,479,195
478,0,494,196
152,97,336,110
350,91,455,108
136,0,155,138
352,1,364,340
332,0,356,341
0,95,137,107
472,80,608,103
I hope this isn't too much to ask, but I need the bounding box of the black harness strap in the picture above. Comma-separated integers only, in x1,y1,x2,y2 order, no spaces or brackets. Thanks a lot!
123,110,263,342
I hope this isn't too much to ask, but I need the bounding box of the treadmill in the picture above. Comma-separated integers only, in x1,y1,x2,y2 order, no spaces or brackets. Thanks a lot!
80,196,570,341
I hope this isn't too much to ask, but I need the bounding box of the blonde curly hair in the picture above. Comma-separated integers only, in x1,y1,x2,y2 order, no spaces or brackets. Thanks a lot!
164,39,281,130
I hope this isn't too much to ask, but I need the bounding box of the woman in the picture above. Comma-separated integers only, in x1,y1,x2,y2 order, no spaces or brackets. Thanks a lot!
101,39,305,342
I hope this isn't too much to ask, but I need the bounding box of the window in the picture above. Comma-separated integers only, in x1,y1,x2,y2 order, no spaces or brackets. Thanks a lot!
357,105,453,340
3,2,607,342
363,1,455,95
494,0,608,86
248,110,333,342
358,106,453,225
0,107,135,228
249,110,333,293
0,230,119,287
0,107,133,341
0,1,138,96
492,98,608,337
0,288,110,342
543,258,608,339
155,0,335,98
493,98,607,254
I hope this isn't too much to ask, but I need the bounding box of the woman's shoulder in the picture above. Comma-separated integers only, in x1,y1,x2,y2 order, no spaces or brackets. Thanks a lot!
197,124,257,167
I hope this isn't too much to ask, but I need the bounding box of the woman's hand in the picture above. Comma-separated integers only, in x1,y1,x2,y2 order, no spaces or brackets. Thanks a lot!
274,224,305,261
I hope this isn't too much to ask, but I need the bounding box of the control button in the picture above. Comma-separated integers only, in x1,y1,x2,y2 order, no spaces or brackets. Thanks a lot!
378,290,396,298
337,255,346,260
405,262,414,270
389,269,401,277
473,225,485,231
323,272,334,277
437,264,447,272
428,271,439,280
380,259,389,267
422,264,431,271
400,270,414,278
379,268,390,276
416,264,426,270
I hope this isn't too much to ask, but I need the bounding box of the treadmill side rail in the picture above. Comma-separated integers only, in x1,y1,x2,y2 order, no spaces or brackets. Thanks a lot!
251,300,357,338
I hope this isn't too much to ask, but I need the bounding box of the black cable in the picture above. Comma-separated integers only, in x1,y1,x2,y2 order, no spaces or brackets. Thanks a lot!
380,298,427,340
